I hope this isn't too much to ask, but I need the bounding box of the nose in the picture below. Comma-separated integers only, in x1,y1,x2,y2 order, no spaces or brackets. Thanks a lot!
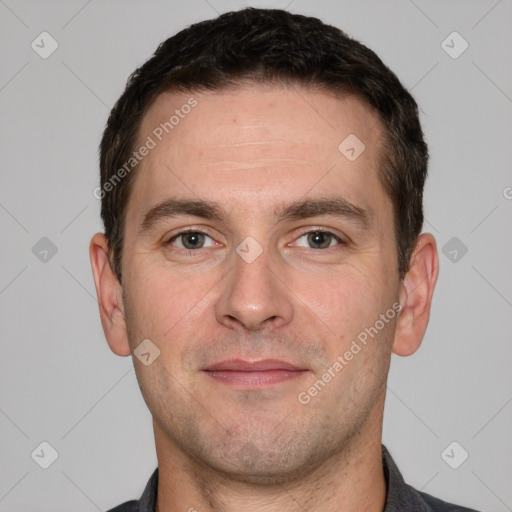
214,242,294,332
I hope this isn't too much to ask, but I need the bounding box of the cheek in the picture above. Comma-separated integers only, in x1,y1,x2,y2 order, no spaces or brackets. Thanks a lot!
292,264,387,330
123,257,222,345
286,262,398,378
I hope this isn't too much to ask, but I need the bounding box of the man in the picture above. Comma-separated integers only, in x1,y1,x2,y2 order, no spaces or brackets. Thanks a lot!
90,7,479,512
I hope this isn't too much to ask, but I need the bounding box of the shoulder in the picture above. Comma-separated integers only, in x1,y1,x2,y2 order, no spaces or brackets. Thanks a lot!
105,467,158,512
418,489,480,512
105,500,139,512
382,445,480,512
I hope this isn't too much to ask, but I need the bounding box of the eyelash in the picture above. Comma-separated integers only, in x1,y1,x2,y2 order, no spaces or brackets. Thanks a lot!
165,229,345,251
165,229,218,252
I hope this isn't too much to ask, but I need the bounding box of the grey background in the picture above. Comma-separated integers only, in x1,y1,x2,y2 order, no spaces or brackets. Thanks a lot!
0,0,511,510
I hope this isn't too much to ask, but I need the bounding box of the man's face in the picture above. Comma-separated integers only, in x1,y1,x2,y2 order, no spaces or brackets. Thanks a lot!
120,85,402,481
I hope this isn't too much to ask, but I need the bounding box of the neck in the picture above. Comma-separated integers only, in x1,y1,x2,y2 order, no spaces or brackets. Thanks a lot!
154,405,386,512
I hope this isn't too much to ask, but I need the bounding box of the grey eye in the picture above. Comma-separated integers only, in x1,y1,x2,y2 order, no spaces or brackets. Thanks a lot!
169,231,215,250
306,231,334,249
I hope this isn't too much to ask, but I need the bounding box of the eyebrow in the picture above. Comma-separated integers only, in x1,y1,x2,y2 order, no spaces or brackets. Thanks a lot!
138,196,372,236
276,197,371,228
139,199,226,235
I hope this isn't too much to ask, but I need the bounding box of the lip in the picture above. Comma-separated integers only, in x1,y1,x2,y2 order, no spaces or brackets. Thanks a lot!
204,359,305,372
203,359,308,389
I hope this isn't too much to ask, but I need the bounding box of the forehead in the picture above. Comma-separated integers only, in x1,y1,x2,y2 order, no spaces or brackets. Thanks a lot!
130,84,389,225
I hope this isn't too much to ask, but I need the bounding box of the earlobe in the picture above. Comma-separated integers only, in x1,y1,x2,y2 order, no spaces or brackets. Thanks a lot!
392,233,439,357
89,233,131,357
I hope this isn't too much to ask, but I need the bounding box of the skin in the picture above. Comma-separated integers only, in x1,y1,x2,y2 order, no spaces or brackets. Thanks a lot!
90,84,438,512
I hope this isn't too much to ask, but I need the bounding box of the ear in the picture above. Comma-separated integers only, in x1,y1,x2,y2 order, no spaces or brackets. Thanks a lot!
89,232,131,356
392,233,439,357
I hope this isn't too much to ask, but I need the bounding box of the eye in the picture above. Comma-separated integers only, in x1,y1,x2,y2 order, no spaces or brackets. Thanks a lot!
293,230,342,249
167,231,217,250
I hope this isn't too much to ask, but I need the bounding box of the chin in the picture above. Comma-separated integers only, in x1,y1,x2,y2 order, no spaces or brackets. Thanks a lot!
194,436,332,487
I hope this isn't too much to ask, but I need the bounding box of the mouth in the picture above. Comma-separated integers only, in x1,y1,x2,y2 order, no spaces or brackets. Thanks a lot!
203,359,308,389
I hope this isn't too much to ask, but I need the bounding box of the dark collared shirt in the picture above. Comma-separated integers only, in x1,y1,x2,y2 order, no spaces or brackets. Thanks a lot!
107,445,479,511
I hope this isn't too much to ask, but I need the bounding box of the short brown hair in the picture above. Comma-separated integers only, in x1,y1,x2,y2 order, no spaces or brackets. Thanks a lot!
99,7,428,282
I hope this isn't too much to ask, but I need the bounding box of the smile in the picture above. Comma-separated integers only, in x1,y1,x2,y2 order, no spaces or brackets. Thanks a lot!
203,359,308,389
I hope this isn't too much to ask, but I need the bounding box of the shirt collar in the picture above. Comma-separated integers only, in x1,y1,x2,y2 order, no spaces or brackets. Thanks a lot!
137,466,158,511
137,445,429,511
382,444,430,511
